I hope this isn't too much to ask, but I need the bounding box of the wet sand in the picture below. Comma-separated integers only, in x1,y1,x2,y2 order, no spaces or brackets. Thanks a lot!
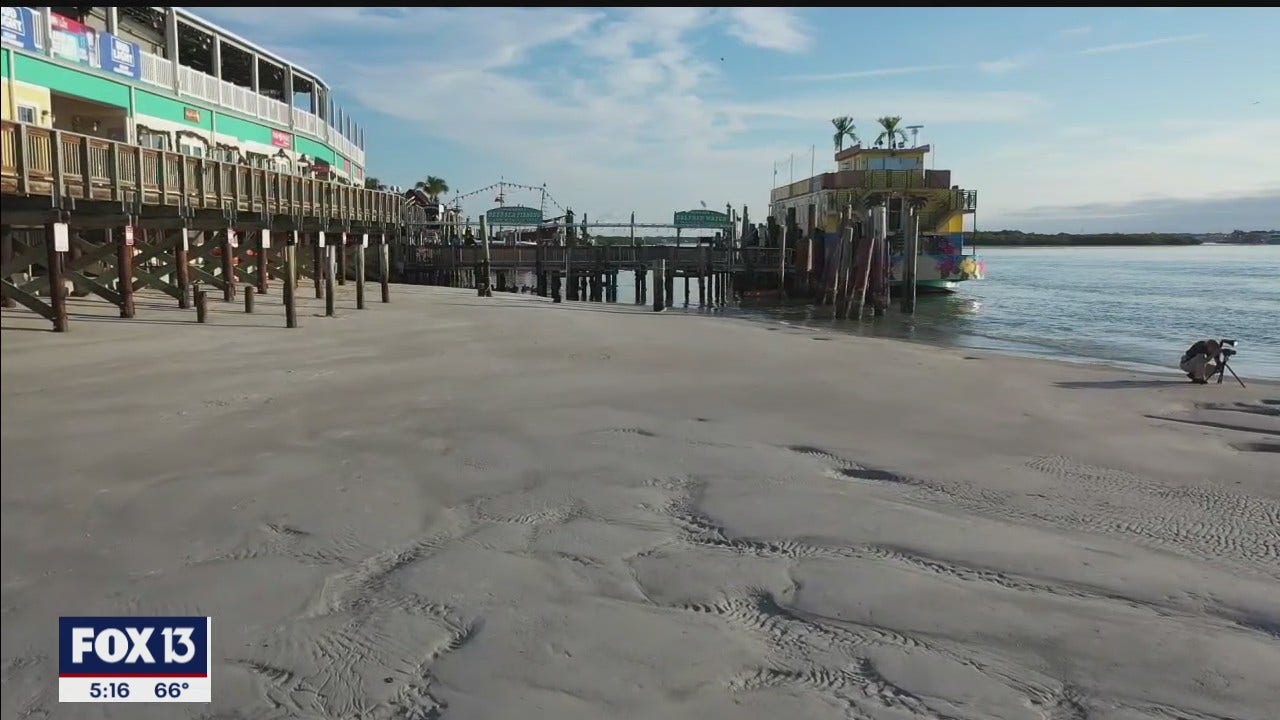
2,285,1278,719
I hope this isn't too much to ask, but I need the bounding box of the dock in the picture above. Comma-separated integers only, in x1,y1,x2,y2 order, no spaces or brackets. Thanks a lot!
1,119,416,332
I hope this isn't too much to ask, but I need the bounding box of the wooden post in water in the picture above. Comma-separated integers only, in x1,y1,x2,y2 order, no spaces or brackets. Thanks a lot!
379,233,390,303
284,232,298,328
356,233,367,310
114,226,135,318
900,201,920,314
478,216,492,297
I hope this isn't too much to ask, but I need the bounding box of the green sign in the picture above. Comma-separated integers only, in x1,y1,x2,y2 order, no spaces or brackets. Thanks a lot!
486,206,542,225
674,209,729,229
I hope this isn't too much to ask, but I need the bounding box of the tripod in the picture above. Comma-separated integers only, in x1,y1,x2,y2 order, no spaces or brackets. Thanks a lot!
1215,354,1246,388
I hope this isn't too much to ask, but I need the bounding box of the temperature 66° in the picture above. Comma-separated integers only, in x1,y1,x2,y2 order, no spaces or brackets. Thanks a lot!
155,682,189,698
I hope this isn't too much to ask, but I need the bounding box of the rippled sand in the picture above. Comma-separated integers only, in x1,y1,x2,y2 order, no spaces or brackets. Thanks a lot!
3,285,1277,719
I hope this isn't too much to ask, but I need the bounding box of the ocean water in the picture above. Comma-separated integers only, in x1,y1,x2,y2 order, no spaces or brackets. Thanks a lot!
530,245,1280,380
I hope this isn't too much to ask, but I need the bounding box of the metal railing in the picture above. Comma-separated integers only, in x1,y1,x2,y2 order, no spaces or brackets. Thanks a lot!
1,120,405,227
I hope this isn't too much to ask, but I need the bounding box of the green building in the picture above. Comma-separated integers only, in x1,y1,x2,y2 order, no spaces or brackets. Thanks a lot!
2,6,367,182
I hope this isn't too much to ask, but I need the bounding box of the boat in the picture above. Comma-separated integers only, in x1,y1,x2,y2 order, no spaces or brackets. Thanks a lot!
767,137,982,294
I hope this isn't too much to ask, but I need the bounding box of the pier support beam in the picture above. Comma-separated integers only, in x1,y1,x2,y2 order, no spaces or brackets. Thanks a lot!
313,235,324,299
284,233,298,328
113,226,135,319
653,259,665,312
356,233,367,310
380,234,390,303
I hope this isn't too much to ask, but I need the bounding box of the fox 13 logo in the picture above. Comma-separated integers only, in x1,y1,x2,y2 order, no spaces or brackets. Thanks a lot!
58,617,211,703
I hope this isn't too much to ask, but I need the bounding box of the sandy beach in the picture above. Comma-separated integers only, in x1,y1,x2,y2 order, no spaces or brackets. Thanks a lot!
2,284,1277,720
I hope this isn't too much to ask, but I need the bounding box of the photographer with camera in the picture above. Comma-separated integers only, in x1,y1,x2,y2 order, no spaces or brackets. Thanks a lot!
1180,339,1221,384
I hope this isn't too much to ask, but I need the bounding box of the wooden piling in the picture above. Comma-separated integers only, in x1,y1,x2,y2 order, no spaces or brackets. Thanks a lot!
478,216,492,297
313,235,324,299
324,244,335,317
222,229,236,302
194,284,208,323
337,232,347,285
654,259,665,312
114,226,135,319
379,234,390,303
284,235,298,328
44,222,69,332
552,270,562,303
900,203,920,314
244,285,255,313
256,229,269,294
1,225,14,308
356,234,367,310
175,229,191,309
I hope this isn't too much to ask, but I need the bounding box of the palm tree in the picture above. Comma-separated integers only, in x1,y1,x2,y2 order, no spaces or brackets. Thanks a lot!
364,176,387,190
416,176,449,201
831,116,857,151
875,116,908,150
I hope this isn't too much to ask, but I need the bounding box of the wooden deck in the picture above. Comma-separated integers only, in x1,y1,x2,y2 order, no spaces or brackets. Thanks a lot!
1,120,402,332
0,120,411,231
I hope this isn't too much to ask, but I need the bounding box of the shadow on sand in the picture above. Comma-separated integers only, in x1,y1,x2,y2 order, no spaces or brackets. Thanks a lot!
1054,379,1189,390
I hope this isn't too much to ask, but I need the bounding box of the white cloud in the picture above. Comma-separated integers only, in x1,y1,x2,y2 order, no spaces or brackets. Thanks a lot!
1077,34,1205,55
977,57,1030,75
1060,26,1092,36
193,8,1273,232
724,7,809,53
788,65,957,81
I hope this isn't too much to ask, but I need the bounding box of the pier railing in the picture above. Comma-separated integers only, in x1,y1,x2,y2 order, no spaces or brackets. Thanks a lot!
1,120,409,227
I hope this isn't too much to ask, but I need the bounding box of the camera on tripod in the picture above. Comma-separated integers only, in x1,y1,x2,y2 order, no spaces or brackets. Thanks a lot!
1214,339,1245,388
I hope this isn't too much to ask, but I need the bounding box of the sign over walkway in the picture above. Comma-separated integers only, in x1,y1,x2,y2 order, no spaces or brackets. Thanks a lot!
486,205,542,225
673,209,729,229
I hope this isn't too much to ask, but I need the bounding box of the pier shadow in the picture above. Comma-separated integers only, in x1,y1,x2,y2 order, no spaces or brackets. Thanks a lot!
1055,380,1190,390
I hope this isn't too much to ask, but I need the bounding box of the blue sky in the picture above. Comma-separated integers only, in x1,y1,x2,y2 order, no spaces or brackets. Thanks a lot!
199,7,1279,232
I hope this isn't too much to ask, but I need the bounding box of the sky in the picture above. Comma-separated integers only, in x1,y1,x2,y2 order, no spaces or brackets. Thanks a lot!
197,7,1280,233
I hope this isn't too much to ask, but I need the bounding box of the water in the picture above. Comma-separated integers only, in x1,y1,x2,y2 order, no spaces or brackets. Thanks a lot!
513,245,1280,379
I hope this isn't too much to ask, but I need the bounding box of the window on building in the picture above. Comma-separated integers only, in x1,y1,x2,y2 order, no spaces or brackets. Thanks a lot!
17,105,38,124
136,126,171,151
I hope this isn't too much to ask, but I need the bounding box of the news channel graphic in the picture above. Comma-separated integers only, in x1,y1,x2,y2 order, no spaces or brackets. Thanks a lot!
58,617,211,703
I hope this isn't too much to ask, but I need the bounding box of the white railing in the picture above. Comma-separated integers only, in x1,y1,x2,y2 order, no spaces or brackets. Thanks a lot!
292,108,323,138
139,50,173,90
65,42,364,167
257,96,290,126
178,65,219,103
220,80,257,116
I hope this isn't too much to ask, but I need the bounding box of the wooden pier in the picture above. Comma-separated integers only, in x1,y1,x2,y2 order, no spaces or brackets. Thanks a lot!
391,242,791,309
1,120,414,332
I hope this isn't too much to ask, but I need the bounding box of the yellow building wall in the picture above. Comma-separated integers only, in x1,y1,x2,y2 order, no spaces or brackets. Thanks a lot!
944,213,964,233
2,80,54,126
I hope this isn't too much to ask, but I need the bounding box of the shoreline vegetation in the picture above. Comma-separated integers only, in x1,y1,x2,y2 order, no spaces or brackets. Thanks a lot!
973,231,1200,246
590,230,1276,247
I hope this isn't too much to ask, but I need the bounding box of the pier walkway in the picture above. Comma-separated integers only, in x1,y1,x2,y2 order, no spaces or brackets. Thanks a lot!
1,120,414,332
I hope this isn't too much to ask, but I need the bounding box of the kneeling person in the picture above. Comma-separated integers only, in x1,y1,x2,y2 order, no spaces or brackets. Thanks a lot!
1180,339,1220,383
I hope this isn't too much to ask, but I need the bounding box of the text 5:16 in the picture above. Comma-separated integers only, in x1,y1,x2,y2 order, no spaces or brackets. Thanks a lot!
89,682,130,699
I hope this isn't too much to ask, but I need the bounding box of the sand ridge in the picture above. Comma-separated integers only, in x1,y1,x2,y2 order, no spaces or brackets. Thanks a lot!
2,285,1278,719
